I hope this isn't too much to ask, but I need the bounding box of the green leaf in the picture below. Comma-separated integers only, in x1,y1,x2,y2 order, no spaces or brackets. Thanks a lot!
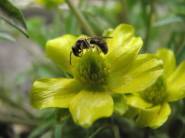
154,16,184,27
28,120,56,138
0,31,15,41
87,126,107,138
0,0,28,37
54,124,63,138
26,17,47,46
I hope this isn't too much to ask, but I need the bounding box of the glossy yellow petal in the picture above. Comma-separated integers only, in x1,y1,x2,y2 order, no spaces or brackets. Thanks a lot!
69,91,113,128
136,103,171,129
109,37,142,75
113,54,163,93
46,34,77,72
106,24,142,65
157,48,176,78
126,95,152,109
107,24,135,52
31,78,81,109
167,61,185,101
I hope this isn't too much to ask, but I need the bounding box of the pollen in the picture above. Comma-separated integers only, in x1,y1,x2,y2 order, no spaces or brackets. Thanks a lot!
75,51,109,88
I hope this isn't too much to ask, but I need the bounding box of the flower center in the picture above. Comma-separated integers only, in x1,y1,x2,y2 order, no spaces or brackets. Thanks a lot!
75,51,109,89
141,77,167,105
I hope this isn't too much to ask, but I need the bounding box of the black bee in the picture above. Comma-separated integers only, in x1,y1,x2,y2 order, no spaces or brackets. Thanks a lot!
71,39,90,57
70,36,111,64
89,36,110,54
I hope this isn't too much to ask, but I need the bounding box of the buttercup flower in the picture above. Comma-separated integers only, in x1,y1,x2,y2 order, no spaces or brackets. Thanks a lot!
30,24,163,127
126,48,185,128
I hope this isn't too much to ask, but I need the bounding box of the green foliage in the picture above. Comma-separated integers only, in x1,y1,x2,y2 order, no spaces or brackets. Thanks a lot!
0,0,28,37
0,31,15,41
0,0,185,138
26,17,48,46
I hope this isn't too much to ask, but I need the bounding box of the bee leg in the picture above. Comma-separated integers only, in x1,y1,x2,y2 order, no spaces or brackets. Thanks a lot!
78,49,83,57
84,39,91,48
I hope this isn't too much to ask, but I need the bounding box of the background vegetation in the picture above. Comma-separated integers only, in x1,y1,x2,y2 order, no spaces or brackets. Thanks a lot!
0,0,185,137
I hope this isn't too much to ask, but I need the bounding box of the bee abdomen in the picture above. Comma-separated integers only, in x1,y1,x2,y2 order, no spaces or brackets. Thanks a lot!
90,39,108,54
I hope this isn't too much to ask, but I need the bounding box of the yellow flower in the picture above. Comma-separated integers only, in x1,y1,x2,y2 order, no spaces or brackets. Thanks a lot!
30,24,163,127
126,48,185,128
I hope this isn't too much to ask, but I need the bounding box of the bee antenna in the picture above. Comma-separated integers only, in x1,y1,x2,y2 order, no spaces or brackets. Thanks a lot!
70,51,73,65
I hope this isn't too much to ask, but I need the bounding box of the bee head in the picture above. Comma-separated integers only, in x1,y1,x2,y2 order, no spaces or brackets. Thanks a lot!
76,39,84,46
72,46,81,56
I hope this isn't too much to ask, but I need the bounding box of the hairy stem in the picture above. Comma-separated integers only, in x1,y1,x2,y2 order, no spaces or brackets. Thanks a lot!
65,0,95,35
112,125,121,138
119,0,129,22
142,0,154,52
88,126,107,138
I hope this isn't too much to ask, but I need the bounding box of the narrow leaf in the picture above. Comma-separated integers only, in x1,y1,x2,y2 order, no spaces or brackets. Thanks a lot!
28,120,56,138
154,16,184,27
0,31,15,41
0,0,28,37
54,124,63,138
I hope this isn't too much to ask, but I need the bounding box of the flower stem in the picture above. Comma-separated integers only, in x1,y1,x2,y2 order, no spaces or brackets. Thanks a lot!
144,128,150,138
88,126,107,138
65,0,95,36
119,0,129,22
142,0,154,52
112,125,121,138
